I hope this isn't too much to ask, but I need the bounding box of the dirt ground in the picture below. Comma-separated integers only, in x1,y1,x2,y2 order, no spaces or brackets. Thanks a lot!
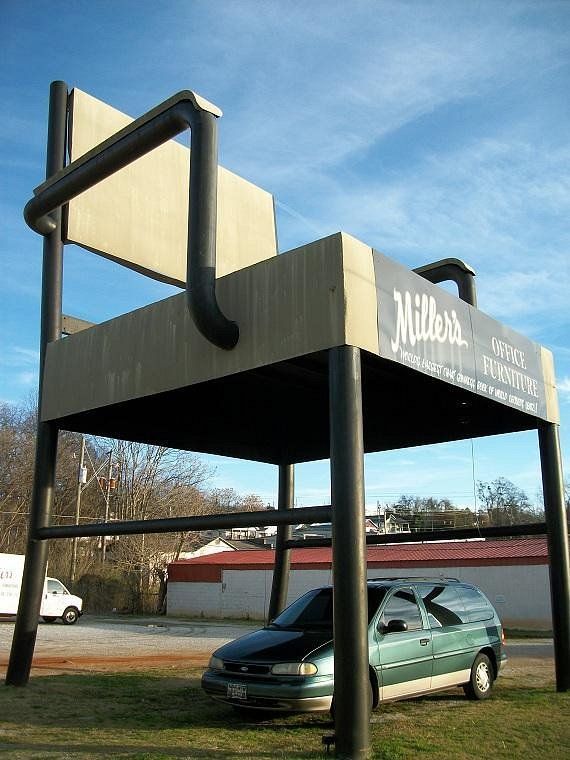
0,652,211,677
0,653,555,683
500,657,556,688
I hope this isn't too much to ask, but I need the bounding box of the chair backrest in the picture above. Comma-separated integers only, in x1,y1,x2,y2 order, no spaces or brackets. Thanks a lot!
65,88,278,286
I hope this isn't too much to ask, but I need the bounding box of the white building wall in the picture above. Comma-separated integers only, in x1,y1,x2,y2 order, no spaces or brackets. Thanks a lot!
168,563,551,628
168,568,333,620
221,569,270,619
283,569,333,609
168,581,223,617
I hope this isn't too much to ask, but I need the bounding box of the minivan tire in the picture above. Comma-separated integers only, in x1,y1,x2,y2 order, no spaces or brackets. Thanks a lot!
464,652,493,700
331,681,374,719
61,606,79,625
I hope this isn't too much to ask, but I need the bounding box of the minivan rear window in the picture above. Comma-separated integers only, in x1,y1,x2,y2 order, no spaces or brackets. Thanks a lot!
457,585,494,622
420,585,466,627
420,584,494,625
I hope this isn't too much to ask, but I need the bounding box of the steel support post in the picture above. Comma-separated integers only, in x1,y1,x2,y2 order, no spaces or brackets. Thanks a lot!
267,464,294,622
6,81,67,686
329,346,370,759
538,421,570,691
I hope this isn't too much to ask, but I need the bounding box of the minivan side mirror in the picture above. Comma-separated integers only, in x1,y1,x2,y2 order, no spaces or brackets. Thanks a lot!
380,618,408,634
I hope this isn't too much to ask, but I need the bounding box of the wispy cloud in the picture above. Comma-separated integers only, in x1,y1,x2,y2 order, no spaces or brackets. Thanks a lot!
299,136,570,332
172,5,570,333
558,377,570,402
1,346,39,368
17,371,36,386
210,4,568,186
0,346,39,398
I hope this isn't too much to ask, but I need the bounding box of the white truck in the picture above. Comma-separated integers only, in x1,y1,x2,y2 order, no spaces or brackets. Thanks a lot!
0,553,83,625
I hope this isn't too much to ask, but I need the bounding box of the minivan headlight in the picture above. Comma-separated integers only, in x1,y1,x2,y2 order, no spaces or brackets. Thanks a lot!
271,662,318,676
208,655,224,670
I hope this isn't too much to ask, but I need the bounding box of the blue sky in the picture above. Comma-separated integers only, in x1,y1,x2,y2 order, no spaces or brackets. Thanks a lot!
1,0,569,511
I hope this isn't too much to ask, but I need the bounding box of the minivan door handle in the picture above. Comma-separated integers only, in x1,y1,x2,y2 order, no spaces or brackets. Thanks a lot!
420,638,430,646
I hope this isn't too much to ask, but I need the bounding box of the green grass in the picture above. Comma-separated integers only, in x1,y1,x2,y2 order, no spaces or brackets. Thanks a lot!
503,627,553,638
0,665,568,759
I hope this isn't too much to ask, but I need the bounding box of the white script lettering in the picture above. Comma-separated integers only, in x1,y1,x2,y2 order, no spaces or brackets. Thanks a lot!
390,289,469,354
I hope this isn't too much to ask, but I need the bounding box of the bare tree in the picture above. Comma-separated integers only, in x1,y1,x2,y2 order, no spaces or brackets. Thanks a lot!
0,403,267,613
388,495,469,532
477,477,541,527
0,403,36,552
101,440,214,612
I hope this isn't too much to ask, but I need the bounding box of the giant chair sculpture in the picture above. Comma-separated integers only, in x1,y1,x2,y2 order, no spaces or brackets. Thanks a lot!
8,82,570,760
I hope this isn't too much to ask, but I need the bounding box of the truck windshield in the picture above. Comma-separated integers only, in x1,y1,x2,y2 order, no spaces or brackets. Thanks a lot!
270,586,386,630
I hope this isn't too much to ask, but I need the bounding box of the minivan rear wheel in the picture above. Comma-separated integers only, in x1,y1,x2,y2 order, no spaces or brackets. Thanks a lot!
464,653,493,700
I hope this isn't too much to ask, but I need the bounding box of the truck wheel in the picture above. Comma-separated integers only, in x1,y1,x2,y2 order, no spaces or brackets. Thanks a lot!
61,607,79,625
42,616,57,623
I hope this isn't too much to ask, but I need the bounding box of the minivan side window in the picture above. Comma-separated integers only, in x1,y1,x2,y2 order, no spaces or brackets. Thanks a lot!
457,585,494,622
378,588,423,632
420,585,466,627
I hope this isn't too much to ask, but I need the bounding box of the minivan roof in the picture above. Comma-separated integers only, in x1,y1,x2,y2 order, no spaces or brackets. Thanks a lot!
368,577,460,584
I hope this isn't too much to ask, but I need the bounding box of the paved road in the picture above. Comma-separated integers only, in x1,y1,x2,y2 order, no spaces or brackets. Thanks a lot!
505,638,554,659
0,614,553,662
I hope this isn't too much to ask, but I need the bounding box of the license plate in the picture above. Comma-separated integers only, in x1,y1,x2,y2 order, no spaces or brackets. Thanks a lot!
227,682,247,700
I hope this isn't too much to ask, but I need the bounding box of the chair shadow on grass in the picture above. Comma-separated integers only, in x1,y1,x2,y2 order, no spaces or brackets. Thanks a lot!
0,741,296,759
1,672,333,758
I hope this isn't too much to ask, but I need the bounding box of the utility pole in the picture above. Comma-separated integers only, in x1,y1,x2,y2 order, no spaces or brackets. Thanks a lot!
101,451,113,562
70,435,86,583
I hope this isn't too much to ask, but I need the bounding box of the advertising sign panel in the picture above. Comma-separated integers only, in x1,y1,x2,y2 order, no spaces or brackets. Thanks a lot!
373,251,547,420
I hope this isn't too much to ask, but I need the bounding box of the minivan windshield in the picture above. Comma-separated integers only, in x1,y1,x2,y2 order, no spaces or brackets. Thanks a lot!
269,586,387,630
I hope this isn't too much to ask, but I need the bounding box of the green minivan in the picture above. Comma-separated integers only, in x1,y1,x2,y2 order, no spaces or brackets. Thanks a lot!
201,577,507,713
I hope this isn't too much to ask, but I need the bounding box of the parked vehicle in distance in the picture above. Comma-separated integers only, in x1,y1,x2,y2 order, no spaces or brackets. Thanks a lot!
0,553,83,625
201,577,506,713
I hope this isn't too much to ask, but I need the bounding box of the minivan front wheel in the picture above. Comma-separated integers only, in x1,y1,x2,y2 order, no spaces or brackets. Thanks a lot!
330,681,374,719
464,653,493,700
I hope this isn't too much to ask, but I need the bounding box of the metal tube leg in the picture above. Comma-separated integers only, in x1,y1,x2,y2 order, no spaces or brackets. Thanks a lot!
6,423,59,685
538,421,570,691
329,346,370,759
267,464,294,622
6,81,67,687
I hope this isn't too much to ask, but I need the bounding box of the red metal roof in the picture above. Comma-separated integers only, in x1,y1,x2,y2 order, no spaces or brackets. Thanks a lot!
168,537,548,582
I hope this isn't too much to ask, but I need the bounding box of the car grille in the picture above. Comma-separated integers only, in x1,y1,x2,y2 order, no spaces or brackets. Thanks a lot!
224,661,272,676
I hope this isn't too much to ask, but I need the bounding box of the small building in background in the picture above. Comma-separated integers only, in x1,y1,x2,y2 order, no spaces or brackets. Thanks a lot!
176,536,263,560
167,537,551,630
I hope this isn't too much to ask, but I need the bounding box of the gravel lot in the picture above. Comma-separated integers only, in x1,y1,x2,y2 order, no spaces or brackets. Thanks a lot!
0,614,258,675
0,614,554,677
